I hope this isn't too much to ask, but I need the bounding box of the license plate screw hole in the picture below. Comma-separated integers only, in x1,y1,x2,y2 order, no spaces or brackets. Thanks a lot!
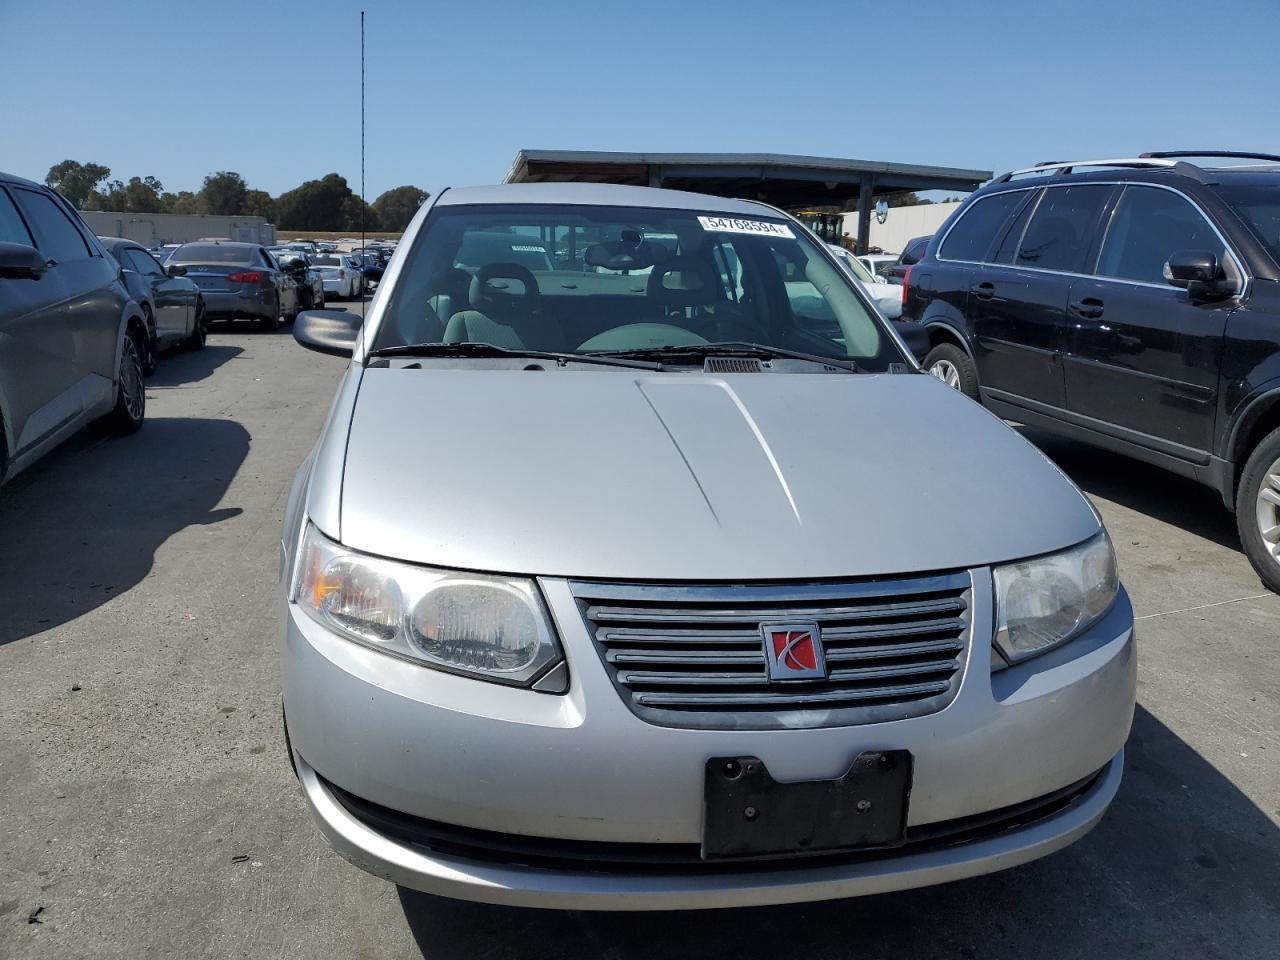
723,760,742,780
744,806,758,820
856,799,873,813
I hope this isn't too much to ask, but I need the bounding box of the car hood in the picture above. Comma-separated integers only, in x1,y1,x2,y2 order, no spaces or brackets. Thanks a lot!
338,368,1099,580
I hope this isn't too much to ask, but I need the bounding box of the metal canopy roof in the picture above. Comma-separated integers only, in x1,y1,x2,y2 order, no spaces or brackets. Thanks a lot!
504,150,993,208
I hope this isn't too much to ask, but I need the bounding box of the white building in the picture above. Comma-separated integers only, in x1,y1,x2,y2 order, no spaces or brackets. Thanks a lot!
78,210,276,246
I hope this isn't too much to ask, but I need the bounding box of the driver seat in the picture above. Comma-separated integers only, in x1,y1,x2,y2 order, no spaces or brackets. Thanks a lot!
443,262,567,351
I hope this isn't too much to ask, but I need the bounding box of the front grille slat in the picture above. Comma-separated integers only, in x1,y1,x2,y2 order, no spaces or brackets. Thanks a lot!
572,572,972,731
634,680,952,709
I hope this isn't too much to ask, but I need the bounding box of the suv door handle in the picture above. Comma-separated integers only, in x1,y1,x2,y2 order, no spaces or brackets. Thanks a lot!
1069,297,1105,319
971,281,995,300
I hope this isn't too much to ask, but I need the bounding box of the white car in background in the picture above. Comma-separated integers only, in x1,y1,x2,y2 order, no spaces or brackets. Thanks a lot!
312,254,363,300
827,245,903,318
857,253,901,284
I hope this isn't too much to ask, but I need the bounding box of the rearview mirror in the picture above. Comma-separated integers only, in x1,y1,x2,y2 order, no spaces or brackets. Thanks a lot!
294,309,361,357
0,241,48,280
1163,250,1234,300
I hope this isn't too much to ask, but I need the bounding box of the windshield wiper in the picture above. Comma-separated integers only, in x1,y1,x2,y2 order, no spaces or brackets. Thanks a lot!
585,341,858,371
367,341,662,370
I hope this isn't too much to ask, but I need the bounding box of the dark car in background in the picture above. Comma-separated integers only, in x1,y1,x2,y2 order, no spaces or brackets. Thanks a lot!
0,172,147,483
166,241,298,331
903,151,1280,592
888,234,931,281
99,237,206,370
272,250,326,310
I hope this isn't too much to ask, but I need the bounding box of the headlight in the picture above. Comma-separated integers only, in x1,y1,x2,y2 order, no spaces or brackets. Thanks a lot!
292,522,563,688
992,531,1119,666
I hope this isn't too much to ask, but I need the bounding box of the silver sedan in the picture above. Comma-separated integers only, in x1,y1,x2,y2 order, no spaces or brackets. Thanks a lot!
280,182,1135,911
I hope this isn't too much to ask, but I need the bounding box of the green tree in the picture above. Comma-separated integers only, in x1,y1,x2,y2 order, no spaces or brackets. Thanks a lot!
371,185,429,231
45,160,111,208
242,189,276,221
198,171,248,216
164,191,200,215
275,173,360,230
885,192,933,207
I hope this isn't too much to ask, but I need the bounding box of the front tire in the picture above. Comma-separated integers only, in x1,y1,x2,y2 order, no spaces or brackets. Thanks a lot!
1236,426,1280,594
922,343,980,401
105,329,146,434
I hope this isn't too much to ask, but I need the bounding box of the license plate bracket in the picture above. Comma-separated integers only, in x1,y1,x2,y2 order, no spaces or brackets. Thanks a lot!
702,751,913,860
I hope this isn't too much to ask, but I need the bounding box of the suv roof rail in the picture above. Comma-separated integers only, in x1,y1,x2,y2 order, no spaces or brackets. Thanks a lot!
1140,150,1280,164
992,157,1181,183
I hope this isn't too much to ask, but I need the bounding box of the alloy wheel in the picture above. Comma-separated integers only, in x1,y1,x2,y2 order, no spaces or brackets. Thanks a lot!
929,358,961,390
1255,455,1280,569
120,336,145,421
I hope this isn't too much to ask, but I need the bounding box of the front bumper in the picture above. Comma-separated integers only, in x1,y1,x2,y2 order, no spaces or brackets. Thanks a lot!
283,573,1135,908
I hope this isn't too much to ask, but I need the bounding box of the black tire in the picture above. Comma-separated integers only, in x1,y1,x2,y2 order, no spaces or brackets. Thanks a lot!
140,306,157,375
1235,425,1280,594
184,300,207,350
922,342,980,401
105,329,146,434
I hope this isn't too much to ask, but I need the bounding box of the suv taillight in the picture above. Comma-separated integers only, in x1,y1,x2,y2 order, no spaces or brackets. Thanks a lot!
901,265,913,307
226,271,263,283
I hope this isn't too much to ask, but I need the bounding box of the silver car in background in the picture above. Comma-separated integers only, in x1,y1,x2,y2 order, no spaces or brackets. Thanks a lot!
167,241,298,331
281,182,1136,911
0,172,147,483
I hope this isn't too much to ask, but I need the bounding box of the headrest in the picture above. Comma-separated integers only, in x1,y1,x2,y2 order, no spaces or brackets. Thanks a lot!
469,262,540,316
646,257,720,307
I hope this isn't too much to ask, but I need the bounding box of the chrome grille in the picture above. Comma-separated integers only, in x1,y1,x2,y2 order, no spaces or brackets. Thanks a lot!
570,572,971,730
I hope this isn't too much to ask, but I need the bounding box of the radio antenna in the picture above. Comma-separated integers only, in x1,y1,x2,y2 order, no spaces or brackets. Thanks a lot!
360,9,366,298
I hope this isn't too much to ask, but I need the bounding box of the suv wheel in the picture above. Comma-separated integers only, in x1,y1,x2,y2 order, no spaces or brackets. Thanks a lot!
1236,426,1280,594
923,343,979,400
106,329,146,434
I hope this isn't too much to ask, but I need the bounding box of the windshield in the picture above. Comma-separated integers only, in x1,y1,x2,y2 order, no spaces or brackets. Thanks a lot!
374,203,899,370
1216,183,1280,265
172,243,253,263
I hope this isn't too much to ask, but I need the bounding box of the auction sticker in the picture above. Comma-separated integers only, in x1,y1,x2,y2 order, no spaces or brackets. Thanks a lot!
697,216,795,239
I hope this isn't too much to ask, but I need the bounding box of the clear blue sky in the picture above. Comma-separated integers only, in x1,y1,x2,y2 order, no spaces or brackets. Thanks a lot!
2,0,1277,202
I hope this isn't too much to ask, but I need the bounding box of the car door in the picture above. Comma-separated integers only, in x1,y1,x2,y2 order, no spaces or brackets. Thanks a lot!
0,185,83,459
126,247,188,341
1063,184,1239,457
262,249,294,313
969,183,1116,411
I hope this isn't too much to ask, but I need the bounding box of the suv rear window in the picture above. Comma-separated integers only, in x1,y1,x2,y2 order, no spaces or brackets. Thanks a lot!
938,191,1026,262
1014,184,1112,273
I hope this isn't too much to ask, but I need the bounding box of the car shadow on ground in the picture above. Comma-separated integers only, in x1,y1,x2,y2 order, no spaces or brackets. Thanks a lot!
147,344,244,388
396,706,1279,960
1016,426,1242,552
0,417,247,647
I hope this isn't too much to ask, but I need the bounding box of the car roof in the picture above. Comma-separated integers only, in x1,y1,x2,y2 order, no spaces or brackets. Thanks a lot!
0,171,47,190
97,236,143,251
177,240,259,248
974,164,1280,199
435,182,779,217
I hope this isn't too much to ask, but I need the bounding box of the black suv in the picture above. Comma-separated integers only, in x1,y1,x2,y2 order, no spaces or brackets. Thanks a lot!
903,152,1280,591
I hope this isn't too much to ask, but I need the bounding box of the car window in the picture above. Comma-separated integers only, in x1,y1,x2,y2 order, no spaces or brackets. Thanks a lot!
1212,182,1280,266
125,248,167,277
0,188,34,245
378,203,898,370
172,244,254,263
938,191,1026,262
1014,184,1112,273
992,189,1040,264
13,188,91,262
1097,186,1227,285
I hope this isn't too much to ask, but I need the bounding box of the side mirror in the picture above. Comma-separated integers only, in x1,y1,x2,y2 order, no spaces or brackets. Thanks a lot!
1164,250,1234,300
167,264,187,277
294,309,361,357
890,320,929,362
877,296,904,320
0,241,49,280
